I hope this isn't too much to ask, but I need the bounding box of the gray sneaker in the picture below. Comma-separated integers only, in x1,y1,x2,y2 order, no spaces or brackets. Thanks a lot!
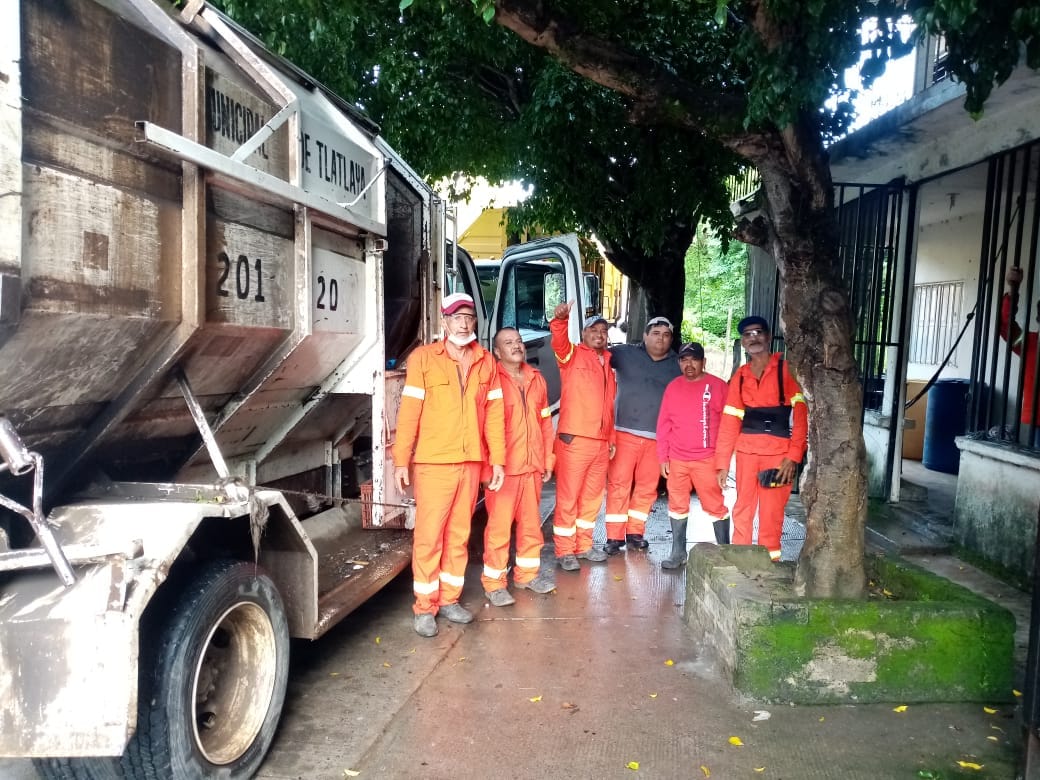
439,602,474,623
515,573,556,593
485,589,516,607
577,547,608,562
557,554,580,571
413,613,438,637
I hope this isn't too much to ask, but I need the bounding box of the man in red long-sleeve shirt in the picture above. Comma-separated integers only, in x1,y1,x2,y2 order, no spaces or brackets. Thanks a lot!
656,342,730,569
1002,267,1040,447
714,316,808,562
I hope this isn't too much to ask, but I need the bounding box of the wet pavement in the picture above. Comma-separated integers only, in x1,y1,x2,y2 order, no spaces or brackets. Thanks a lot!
1,475,1029,779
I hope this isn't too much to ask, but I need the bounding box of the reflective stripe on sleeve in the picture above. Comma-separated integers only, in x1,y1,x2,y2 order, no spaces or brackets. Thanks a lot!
402,385,426,400
790,392,806,405
627,510,648,522
540,407,552,418
483,564,506,579
554,344,575,364
553,525,576,537
604,513,628,525
515,555,541,568
723,404,745,418
575,518,596,530
487,388,504,400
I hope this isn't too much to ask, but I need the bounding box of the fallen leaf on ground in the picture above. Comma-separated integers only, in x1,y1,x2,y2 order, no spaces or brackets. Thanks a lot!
753,768,765,773
626,761,639,770
700,765,710,777
614,575,624,581
529,695,542,703
818,717,825,722
330,672,340,677
1014,689,1023,697
344,770,360,777
375,636,381,644
664,659,675,666
987,735,999,742
956,760,984,770
561,702,578,710
991,725,1006,733
752,710,770,722
382,662,391,668
893,705,908,713
983,707,998,714
649,693,658,698
728,736,744,747
726,583,736,588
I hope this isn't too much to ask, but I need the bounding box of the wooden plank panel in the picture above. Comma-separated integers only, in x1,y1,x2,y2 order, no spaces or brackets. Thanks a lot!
205,218,294,329
22,0,181,147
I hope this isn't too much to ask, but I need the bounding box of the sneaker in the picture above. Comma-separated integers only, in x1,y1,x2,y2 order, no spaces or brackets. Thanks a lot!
413,613,438,637
604,539,626,555
625,533,650,550
439,602,474,623
577,547,608,562
485,589,516,607
557,554,580,571
515,574,556,593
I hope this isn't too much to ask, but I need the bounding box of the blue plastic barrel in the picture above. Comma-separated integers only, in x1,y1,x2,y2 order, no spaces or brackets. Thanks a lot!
922,378,969,474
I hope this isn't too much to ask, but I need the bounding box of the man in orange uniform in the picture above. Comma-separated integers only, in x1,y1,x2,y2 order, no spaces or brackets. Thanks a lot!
550,300,616,571
481,328,557,605
604,316,680,554
393,292,506,637
714,316,807,562
1002,267,1040,447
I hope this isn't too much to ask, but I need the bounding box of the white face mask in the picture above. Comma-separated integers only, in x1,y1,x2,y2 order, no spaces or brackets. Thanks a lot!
447,332,477,347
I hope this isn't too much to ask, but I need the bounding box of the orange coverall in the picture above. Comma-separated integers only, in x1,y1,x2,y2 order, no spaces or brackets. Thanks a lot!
1001,293,1039,429
713,353,807,559
550,317,616,557
481,362,555,591
392,341,505,616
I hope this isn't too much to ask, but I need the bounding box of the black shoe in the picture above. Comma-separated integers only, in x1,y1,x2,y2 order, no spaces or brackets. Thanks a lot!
605,538,626,555
625,533,649,550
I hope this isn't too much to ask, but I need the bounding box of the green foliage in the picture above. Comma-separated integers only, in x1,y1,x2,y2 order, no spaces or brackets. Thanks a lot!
684,224,746,339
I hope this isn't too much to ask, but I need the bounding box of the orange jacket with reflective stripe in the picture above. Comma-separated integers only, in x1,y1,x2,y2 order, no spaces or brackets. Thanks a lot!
550,317,616,442
392,341,506,467
496,361,556,476
713,353,808,467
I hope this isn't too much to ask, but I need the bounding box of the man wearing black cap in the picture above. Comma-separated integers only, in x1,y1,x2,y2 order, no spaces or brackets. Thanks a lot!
713,316,808,562
603,315,681,554
656,342,730,568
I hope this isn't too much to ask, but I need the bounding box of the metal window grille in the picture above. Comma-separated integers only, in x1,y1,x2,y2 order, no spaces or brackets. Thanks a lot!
908,281,963,366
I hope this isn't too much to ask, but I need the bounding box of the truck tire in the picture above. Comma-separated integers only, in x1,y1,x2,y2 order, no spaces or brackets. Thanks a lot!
37,560,290,780
130,559,291,778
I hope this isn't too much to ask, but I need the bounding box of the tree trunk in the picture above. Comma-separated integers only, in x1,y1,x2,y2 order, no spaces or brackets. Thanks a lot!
600,219,693,349
742,122,867,599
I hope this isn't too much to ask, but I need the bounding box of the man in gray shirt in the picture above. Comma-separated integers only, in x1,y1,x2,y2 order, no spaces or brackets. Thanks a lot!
604,316,681,553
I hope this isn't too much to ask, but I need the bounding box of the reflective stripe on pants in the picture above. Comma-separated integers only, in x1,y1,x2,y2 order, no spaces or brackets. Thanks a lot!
553,435,608,556
412,462,481,615
666,457,728,522
482,471,545,590
732,451,791,555
605,430,660,539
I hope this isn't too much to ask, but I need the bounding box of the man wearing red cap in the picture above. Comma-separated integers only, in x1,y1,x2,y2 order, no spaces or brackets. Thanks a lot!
550,301,616,571
604,315,680,554
480,327,557,605
656,341,730,569
714,316,807,562
393,292,506,637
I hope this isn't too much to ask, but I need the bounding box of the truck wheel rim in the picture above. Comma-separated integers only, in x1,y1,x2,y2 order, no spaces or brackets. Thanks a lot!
191,601,278,765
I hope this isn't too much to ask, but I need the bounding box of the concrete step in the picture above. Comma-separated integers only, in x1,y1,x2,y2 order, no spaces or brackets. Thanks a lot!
866,502,954,555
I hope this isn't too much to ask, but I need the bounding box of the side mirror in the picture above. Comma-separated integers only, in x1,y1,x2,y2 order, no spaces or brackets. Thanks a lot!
583,273,600,317
543,271,565,323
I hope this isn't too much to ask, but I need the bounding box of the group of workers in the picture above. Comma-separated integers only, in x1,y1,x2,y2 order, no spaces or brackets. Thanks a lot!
392,291,808,637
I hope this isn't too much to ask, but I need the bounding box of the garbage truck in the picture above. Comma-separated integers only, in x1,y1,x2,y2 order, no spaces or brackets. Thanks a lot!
0,0,591,776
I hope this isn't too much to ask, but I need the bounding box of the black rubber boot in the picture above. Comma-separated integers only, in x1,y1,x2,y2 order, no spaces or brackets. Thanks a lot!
712,517,730,545
625,533,650,550
661,518,688,570
605,539,626,556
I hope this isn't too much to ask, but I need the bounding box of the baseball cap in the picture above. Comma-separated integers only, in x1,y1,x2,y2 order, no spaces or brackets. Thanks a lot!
645,316,673,332
737,315,770,334
584,315,608,329
442,292,476,315
677,341,705,359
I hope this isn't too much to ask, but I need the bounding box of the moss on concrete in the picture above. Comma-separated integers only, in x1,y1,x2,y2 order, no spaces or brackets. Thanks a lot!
686,546,1016,704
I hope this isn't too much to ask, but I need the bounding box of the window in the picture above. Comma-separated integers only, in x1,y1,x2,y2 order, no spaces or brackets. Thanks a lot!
909,280,962,366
